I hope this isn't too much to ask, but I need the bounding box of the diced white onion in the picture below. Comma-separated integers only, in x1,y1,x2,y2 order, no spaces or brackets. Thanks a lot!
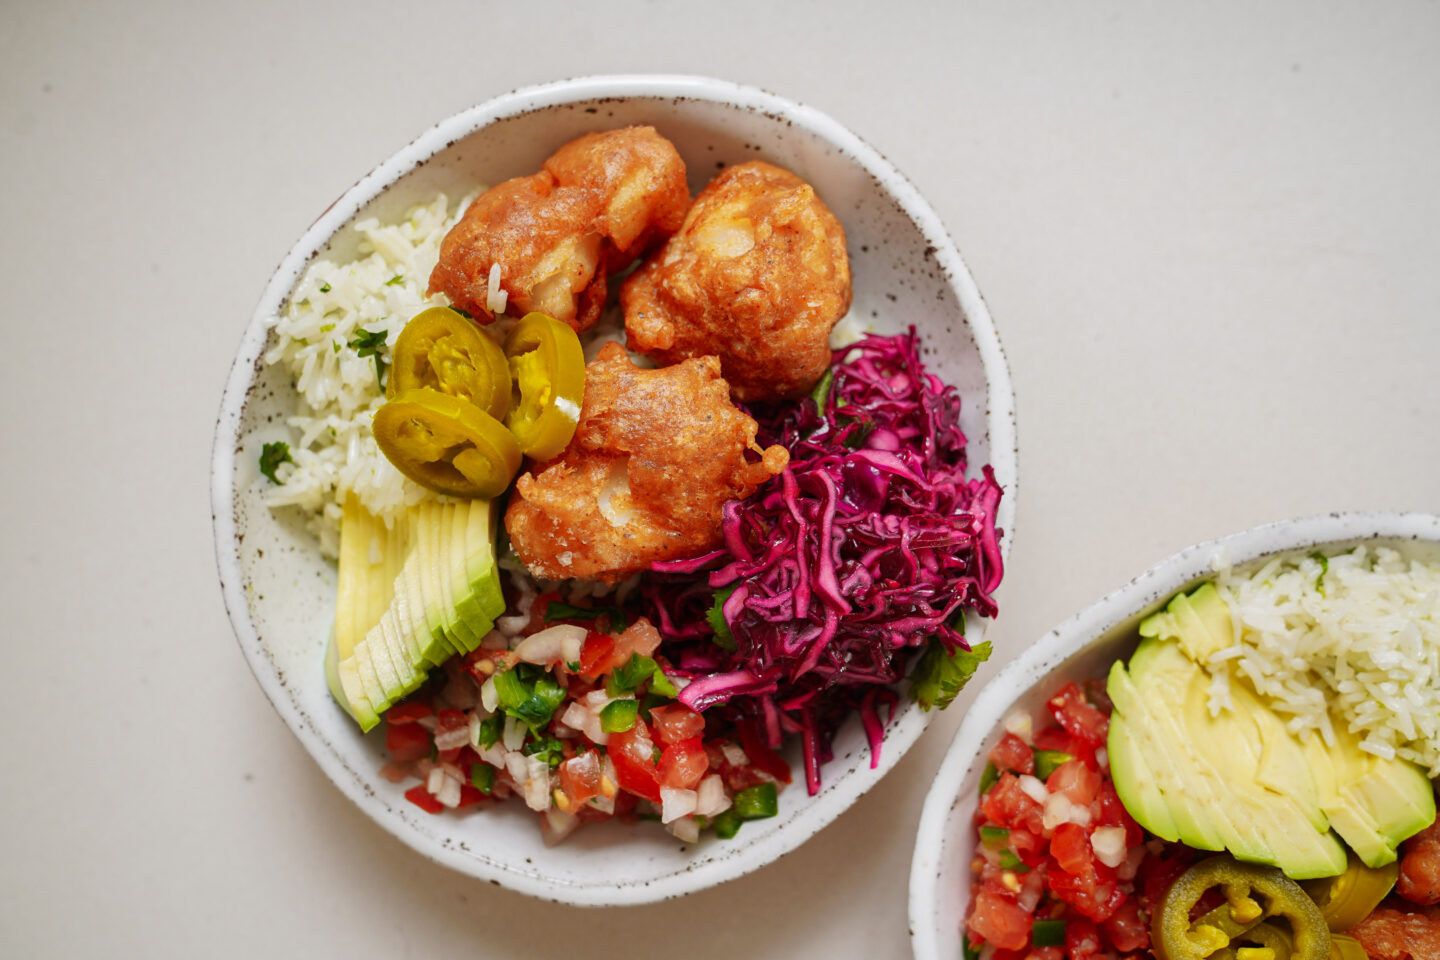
694,775,731,818
1017,774,1049,804
542,808,579,846
480,675,499,712
515,624,588,665
502,716,526,752
426,767,446,795
722,743,749,767
1090,825,1128,868
1042,793,1093,831
1094,747,1109,770
667,816,700,843
1002,710,1033,740
435,775,462,809
433,723,469,752
660,787,699,823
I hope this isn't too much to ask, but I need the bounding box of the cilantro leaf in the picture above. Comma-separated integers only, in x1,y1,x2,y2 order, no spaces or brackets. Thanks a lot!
258,441,292,484
348,328,388,390
909,638,991,711
706,585,738,651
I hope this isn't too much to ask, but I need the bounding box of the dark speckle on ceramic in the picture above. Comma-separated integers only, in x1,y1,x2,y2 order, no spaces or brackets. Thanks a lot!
212,74,1017,908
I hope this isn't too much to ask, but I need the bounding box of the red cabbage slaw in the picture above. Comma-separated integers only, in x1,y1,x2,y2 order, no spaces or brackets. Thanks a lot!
644,329,1004,794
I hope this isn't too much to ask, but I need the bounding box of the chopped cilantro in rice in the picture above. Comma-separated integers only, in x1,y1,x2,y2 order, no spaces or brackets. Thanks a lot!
260,192,475,557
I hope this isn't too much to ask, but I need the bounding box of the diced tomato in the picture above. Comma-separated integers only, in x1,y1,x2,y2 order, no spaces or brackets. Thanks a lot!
1032,725,1089,762
1047,866,1123,922
989,732,1035,775
1137,847,1196,915
1050,822,1094,875
527,591,562,634
658,737,709,790
608,721,662,803
455,784,488,810
1093,780,1144,846
649,705,705,746
386,721,432,763
558,751,603,808
1008,826,1043,864
1065,915,1103,960
578,631,616,678
387,702,433,723
737,722,792,784
980,772,1045,836
1083,677,1114,715
1101,897,1148,952
1046,682,1109,750
404,785,445,814
1023,949,1062,960
967,880,1032,950
1046,759,1100,808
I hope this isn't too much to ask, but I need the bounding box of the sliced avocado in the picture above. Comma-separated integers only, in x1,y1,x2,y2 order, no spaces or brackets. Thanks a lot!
1139,582,1234,662
1306,724,1436,867
1106,661,1180,841
1109,638,1347,879
327,496,507,730
429,503,480,652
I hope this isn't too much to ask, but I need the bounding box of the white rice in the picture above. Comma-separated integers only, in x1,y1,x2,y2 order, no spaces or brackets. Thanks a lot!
1211,546,1440,776
261,192,475,556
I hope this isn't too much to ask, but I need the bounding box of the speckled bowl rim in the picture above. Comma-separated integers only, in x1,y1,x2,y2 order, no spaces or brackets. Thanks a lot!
908,510,1440,958
213,74,1018,905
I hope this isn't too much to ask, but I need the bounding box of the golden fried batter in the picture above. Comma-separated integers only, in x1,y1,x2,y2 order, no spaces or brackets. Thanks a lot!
505,342,788,582
428,126,689,332
621,160,852,402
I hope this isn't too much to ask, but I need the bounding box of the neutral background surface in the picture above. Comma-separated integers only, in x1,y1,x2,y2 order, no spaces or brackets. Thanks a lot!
4,2,1438,957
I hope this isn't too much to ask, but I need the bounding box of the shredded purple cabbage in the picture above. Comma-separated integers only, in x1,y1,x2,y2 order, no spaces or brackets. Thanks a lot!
644,329,1004,794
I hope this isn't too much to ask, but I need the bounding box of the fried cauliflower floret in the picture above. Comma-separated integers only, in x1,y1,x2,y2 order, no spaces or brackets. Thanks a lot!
621,160,852,402
505,342,788,582
428,126,689,333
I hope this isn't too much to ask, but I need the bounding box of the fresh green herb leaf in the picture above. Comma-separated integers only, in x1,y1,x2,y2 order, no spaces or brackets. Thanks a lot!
599,699,639,734
258,441,292,484
565,660,581,673
706,585,738,651
492,668,530,712
511,674,565,731
1311,551,1330,596
469,763,495,794
978,761,999,797
545,601,627,629
318,281,332,293
1034,749,1074,780
961,935,981,960
348,327,388,390
332,341,341,354
476,715,503,749
521,735,565,768
385,274,404,286
809,366,835,412
452,306,473,320
909,638,992,711
318,323,335,332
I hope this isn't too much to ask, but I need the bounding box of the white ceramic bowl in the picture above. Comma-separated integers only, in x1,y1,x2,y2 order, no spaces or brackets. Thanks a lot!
212,75,1017,905
908,510,1440,959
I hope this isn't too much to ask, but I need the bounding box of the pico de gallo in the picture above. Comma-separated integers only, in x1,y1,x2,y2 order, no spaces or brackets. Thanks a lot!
379,589,791,843
964,676,1440,960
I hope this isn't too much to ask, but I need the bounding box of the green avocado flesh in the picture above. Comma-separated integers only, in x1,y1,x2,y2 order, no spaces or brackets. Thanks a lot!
328,496,504,732
1109,584,1435,879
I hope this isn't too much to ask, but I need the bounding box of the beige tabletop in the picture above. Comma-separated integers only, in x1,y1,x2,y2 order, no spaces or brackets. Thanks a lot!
4,2,1438,956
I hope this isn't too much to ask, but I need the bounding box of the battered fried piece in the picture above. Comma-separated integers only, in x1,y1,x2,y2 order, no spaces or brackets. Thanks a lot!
1351,900,1440,960
1398,807,1440,904
621,160,852,402
428,126,689,332
505,342,788,582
